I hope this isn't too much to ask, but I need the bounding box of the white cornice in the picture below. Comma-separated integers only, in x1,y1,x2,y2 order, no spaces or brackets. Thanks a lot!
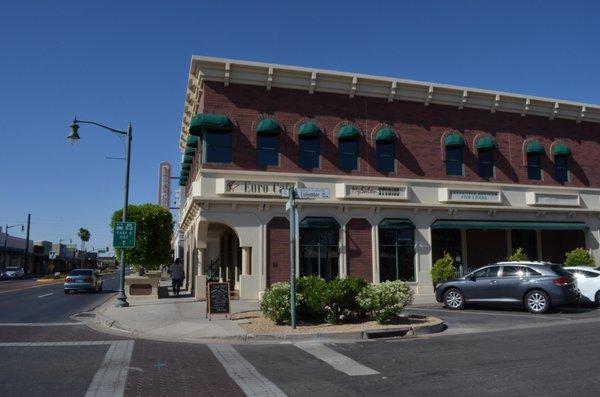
179,55,600,150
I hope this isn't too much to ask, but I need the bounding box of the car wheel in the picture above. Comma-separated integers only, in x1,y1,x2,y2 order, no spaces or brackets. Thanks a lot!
595,291,600,307
64,290,69,295
443,288,465,310
525,290,550,314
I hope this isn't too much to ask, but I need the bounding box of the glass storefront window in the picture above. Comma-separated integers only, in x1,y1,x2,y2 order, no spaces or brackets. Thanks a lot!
378,220,415,282
299,218,339,280
511,229,538,260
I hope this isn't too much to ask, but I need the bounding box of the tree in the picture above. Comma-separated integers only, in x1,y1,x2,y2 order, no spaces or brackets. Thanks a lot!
78,228,91,251
431,253,456,284
565,247,595,267
507,247,528,261
111,204,173,272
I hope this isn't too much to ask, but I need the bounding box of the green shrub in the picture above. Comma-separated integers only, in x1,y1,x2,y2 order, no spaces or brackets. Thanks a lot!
431,253,456,284
565,247,595,267
259,282,291,325
507,247,528,261
322,277,368,324
357,281,414,324
296,276,327,322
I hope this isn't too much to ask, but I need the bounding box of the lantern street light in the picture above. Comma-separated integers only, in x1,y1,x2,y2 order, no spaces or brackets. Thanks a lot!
67,117,132,308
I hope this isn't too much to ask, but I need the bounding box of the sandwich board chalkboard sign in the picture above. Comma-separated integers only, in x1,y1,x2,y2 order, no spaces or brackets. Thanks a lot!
206,282,230,320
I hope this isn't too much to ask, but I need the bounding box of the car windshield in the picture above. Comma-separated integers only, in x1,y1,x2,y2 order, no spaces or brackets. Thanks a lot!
69,270,93,276
550,265,572,277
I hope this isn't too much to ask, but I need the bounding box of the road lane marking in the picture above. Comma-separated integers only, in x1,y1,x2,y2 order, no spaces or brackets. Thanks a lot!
294,342,380,376
37,293,54,298
208,344,286,396
85,340,134,397
0,340,134,397
0,322,84,326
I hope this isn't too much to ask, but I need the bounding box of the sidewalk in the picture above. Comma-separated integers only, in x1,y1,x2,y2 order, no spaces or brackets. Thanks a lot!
87,279,443,343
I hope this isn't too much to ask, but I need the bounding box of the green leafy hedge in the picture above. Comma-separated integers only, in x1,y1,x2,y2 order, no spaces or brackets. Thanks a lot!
431,253,456,284
565,247,595,267
357,281,414,324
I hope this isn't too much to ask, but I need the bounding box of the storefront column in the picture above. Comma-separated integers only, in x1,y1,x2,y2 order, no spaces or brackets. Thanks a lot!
413,214,435,300
194,248,206,301
340,223,347,278
536,230,543,260
241,247,251,276
371,224,379,284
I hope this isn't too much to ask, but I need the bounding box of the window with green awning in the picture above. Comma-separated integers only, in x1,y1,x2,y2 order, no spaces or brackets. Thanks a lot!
552,143,571,156
178,179,187,186
338,125,360,141
184,147,195,156
298,122,321,138
375,128,396,143
526,140,544,154
300,217,339,229
181,163,191,171
180,170,189,176
189,113,233,135
256,118,282,136
476,136,496,150
444,133,465,147
183,155,193,164
186,135,199,147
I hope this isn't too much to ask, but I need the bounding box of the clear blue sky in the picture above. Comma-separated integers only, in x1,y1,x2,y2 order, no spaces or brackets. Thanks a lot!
1,1,599,253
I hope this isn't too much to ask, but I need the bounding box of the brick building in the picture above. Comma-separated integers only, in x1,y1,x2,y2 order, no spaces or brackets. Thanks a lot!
177,56,600,301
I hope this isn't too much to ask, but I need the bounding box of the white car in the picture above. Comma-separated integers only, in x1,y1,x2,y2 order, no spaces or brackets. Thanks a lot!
1,266,25,279
565,267,600,305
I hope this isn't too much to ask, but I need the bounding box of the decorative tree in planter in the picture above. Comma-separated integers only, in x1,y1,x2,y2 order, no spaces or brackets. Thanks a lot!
111,204,173,274
565,247,595,267
507,247,528,261
431,253,457,286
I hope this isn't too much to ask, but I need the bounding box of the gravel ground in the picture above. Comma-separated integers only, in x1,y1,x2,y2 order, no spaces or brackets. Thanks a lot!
233,311,437,334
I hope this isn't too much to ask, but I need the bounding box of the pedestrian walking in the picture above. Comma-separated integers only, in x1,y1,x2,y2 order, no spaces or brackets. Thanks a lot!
170,258,185,296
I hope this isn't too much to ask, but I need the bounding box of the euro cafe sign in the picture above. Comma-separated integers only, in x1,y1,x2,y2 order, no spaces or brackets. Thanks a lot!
216,178,295,197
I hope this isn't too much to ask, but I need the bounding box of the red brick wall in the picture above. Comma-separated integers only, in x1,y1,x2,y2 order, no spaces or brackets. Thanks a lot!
267,217,290,287
541,230,586,263
466,230,508,269
346,218,372,281
197,81,600,188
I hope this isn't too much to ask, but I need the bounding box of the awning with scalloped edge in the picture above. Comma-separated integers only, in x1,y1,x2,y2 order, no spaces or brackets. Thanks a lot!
526,140,545,154
338,125,360,141
476,136,496,150
552,143,571,156
189,114,233,135
256,118,282,136
375,128,396,143
444,133,465,147
298,122,321,138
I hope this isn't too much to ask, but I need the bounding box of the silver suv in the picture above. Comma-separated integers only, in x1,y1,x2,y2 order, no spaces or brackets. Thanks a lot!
435,261,580,314
1,266,25,279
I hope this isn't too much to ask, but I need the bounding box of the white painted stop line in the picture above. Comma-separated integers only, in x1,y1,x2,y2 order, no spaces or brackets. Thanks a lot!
295,342,380,376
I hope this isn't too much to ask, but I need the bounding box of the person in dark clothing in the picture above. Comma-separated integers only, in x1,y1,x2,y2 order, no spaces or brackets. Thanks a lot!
170,258,185,296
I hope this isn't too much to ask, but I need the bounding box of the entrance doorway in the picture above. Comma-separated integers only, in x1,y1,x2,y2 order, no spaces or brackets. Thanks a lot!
205,223,241,290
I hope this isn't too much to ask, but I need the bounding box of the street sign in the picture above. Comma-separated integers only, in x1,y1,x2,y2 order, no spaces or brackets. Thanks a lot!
113,221,136,248
296,187,330,199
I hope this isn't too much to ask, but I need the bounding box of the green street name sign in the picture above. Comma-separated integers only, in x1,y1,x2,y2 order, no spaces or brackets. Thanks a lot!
113,221,136,248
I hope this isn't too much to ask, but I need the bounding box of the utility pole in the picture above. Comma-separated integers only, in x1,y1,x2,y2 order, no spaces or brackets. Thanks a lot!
287,188,298,329
24,214,31,274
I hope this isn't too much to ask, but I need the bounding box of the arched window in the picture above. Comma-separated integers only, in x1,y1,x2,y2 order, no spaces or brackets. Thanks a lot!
298,122,321,169
378,219,415,282
553,143,571,183
299,217,339,280
444,133,465,176
375,127,396,173
256,118,281,167
526,140,544,180
189,114,234,164
476,135,496,178
338,125,360,171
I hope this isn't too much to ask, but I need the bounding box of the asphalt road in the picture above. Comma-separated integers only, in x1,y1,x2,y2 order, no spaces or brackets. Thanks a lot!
2,277,600,396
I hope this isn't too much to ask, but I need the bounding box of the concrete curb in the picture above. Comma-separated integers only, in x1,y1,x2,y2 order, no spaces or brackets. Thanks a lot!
82,298,445,344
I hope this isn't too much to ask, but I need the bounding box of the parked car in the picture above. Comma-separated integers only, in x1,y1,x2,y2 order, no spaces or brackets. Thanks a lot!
64,269,103,294
1,266,25,279
565,266,600,305
435,261,579,314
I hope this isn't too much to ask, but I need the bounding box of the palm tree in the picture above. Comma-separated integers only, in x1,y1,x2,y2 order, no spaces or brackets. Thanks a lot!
78,228,91,252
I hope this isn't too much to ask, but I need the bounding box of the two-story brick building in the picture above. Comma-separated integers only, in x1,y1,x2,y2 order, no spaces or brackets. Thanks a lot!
177,56,600,301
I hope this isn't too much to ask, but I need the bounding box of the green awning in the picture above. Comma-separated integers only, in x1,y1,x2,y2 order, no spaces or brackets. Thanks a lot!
300,217,339,229
379,219,414,229
298,122,321,138
181,163,191,171
180,170,189,176
553,143,571,156
526,140,545,154
431,220,587,231
445,133,465,147
338,125,360,141
375,128,396,143
476,136,496,150
189,113,233,135
183,155,194,164
186,135,199,147
178,179,187,186
184,147,195,156
256,118,282,136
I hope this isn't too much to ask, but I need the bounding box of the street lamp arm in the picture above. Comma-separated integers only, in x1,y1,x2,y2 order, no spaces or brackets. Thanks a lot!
74,118,128,135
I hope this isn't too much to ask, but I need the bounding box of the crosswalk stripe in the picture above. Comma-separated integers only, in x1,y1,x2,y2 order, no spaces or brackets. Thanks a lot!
295,342,380,376
208,344,287,397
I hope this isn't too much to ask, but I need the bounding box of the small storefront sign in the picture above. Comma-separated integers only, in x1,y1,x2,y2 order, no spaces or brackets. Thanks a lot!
439,188,501,204
206,282,230,319
526,192,580,207
216,178,295,197
335,183,409,200
296,187,330,199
